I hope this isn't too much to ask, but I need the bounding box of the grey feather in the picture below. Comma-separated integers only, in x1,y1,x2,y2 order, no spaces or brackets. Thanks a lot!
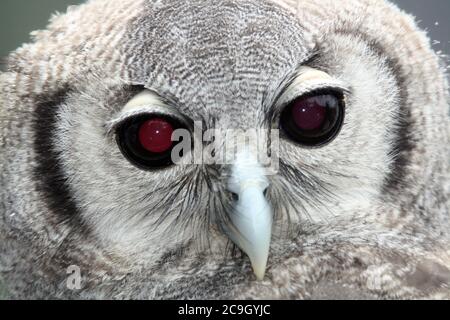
0,0,449,299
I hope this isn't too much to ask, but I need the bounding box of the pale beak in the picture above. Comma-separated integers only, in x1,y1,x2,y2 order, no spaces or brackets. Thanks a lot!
226,151,273,280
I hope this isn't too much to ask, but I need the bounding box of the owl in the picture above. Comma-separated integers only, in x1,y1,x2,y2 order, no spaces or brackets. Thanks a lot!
1,0,449,300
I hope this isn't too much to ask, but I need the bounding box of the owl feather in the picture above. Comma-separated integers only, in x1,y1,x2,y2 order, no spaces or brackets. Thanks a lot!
0,0,449,299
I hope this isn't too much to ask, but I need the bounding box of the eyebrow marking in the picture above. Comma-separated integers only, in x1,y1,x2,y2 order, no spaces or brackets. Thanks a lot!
107,89,192,134
121,90,167,113
292,66,334,82
273,66,350,115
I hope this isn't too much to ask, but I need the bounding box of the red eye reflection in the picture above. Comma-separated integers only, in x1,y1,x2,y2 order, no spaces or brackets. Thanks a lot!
292,96,327,131
138,118,174,153
117,114,186,170
280,91,344,146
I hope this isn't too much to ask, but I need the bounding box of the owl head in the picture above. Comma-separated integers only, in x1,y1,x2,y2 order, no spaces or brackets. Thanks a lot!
1,0,449,299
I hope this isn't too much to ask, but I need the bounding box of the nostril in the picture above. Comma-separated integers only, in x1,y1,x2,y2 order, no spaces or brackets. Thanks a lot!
230,192,239,202
263,188,269,198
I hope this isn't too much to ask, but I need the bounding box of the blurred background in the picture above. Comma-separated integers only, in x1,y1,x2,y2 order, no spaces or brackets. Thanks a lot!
0,0,449,299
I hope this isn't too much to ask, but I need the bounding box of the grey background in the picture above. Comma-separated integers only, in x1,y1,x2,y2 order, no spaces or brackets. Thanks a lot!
0,0,449,299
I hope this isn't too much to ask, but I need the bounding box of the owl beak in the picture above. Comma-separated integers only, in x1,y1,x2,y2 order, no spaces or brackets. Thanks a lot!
226,150,273,280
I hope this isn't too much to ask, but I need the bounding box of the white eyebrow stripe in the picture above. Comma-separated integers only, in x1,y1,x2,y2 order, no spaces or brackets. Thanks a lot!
293,66,334,83
121,90,167,112
279,66,349,106
107,106,167,131
106,90,188,134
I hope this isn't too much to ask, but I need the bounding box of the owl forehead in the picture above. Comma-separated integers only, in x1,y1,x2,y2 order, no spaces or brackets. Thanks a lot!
121,0,310,123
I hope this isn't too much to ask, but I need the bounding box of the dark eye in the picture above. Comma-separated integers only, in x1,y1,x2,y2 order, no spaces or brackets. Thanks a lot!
116,115,186,169
280,90,345,146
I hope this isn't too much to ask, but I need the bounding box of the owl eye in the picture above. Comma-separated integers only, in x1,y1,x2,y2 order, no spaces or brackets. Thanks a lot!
116,114,185,169
280,90,345,146
138,118,174,153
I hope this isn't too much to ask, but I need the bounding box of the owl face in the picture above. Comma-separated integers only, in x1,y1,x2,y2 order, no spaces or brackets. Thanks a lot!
2,0,449,299
46,0,398,272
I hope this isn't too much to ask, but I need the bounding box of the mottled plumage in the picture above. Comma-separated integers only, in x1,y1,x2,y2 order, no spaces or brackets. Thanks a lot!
0,0,449,299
